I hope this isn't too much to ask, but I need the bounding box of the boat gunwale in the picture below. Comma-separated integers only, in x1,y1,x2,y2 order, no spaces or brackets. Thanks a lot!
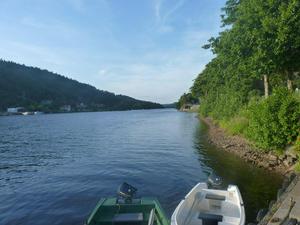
86,198,106,225
171,183,245,225
85,197,169,225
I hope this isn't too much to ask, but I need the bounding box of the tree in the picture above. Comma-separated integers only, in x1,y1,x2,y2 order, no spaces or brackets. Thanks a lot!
275,0,300,90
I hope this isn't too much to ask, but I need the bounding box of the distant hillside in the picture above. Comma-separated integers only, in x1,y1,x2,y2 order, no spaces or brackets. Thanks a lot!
0,60,163,112
162,103,177,108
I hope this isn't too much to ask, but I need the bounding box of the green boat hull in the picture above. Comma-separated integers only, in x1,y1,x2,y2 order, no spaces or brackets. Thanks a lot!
86,197,170,225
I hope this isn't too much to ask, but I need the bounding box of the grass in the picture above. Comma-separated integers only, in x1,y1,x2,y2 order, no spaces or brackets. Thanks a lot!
219,116,249,136
294,161,300,172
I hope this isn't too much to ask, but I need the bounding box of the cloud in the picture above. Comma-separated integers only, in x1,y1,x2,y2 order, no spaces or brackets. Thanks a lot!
98,69,108,76
154,0,186,33
154,0,162,21
162,0,185,22
93,30,213,103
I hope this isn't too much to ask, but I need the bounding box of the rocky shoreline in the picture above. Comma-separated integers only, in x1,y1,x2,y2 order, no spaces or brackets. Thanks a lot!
200,117,298,175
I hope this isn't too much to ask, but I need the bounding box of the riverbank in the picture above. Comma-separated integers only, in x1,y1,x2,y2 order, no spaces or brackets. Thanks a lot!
200,117,299,175
258,173,300,225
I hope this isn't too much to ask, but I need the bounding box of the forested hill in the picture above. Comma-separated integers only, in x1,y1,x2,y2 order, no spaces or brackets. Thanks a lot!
0,60,163,112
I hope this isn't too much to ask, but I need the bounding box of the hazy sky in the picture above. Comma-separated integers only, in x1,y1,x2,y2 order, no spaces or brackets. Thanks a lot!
0,0,225,103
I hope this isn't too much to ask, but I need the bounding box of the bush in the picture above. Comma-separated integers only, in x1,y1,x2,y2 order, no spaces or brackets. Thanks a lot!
220,116,249,135
199,87,246,120
245,88,300,150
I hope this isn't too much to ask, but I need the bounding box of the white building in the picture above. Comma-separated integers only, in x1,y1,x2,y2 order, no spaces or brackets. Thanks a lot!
60,105,71,112
7,107,24,113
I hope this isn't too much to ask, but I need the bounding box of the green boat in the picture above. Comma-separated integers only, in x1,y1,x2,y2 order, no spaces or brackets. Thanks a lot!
85,183,170,225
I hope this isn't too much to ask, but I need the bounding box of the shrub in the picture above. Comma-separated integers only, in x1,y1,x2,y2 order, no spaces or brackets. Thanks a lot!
245,88,300,150
199,87,245,120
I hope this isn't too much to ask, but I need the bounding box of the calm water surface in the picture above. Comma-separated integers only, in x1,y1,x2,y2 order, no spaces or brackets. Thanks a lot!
0,109,282,225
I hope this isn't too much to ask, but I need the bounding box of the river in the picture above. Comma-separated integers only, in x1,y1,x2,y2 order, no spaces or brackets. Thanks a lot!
0,109,282,225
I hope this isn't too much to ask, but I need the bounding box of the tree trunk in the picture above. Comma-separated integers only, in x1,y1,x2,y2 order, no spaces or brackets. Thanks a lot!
286,70,293,91
287,79,292,90
263,74,269,98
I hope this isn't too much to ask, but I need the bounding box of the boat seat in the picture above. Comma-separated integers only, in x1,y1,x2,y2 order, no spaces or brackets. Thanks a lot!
198,213,223,221
223,216,240,223
113,213,143,224
198,213,223,225
205,194,226,201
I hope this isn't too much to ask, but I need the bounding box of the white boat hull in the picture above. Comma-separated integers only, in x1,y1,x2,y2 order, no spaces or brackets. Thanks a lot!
171,183,245,225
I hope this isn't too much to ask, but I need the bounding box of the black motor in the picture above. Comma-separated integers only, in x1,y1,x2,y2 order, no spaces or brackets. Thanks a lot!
117,182,137,203
207,173,223,188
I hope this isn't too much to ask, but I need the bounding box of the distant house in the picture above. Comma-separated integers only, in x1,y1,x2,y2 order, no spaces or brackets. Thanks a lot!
183,103,192,110
180,104,199,112
76,102,87,110
7,107,25,113
60,105,71,112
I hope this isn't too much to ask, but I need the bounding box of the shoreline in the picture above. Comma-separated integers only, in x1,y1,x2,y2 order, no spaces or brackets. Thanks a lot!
0,108,171,117
200,117,298,175
199,116,300,223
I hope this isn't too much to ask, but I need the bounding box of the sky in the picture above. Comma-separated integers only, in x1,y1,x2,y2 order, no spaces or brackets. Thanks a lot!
0,0,226,103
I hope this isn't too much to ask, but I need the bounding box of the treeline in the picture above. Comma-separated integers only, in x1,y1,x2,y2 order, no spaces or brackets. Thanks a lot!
182,0,300,151
176,93,198,109
0,60,163,112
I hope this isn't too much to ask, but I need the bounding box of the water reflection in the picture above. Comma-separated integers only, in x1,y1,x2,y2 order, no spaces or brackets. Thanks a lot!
193,121,283,222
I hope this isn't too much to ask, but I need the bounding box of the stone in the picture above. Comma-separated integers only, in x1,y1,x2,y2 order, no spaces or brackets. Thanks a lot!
278,154,286,160
286,148,299,159
269,154,278,161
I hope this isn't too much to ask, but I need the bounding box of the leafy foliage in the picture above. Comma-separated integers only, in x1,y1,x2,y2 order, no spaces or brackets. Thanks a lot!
184,0,300,150
0,60,163,112
220,116,249,136
245,88,300,149
176,93,198,109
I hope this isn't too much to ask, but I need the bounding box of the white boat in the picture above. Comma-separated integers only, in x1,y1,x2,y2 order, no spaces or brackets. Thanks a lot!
22,112,34,115
34,111,44,115
171,182,245,225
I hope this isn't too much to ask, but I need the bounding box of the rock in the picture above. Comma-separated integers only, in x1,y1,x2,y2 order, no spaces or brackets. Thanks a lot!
283,156,296,167
268,200,276,210
282,218,298,225
268,154,278,161
286,147,299,159
288,156,297,163
283,160,291,167
278,154,286,160
223,144,234,149
269,160,278,167
256,208,268,222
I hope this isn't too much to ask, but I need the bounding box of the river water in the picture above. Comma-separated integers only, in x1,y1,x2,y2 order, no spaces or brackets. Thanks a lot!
0,109,282,225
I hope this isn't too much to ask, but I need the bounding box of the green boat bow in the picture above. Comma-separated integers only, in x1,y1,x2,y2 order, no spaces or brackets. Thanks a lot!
85,197,170,225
